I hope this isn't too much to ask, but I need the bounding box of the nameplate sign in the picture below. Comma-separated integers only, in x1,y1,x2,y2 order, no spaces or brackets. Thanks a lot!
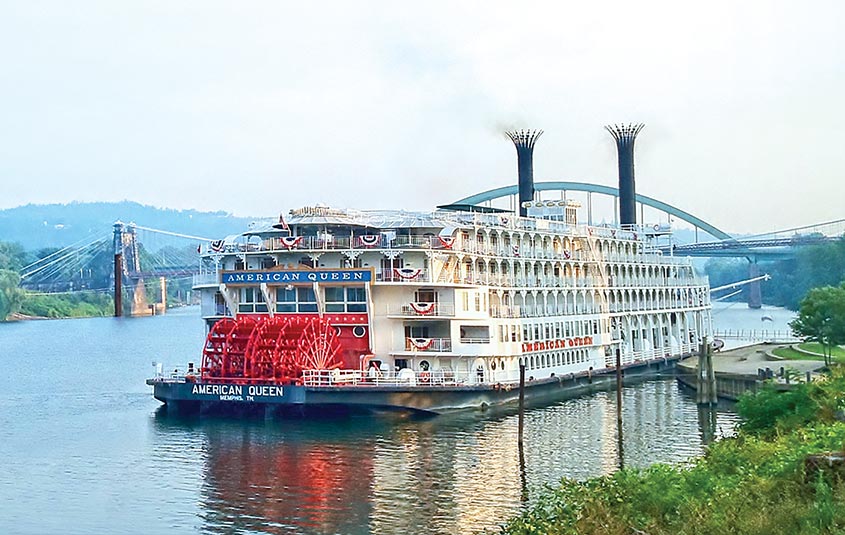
221,269,372,285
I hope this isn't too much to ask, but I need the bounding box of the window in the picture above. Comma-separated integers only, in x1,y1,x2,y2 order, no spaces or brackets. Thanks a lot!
404,325,429,338
239,287,267,313
347,287,367,312
415,289,437,303
297,287,317,312
325,287,345,312
275,287,296,313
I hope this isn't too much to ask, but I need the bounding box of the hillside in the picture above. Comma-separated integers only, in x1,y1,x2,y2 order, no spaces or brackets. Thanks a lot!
0,201,267,249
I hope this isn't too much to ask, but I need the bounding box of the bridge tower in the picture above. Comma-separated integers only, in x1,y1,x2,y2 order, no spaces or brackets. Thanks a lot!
505,130,544,217
113,222,166,316
113,222,124,317
605,123,645,226
748,259,763,309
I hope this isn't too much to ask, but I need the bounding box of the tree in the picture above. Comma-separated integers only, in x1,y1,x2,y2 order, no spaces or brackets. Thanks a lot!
0,241,29,272
789,284,845,366
0,269,24,320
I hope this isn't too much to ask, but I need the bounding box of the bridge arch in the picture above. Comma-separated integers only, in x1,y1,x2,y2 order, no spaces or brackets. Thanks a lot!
451,181,733,241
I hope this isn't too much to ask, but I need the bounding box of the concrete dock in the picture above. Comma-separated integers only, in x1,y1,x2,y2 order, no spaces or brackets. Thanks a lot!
676,343,826,400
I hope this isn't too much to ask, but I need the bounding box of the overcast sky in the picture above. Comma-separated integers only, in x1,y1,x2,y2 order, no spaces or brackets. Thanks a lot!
1,0,842,234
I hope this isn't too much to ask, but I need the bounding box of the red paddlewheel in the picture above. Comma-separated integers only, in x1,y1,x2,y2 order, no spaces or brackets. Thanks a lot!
201,316,257,383
296,320,342,370
201,315,345,385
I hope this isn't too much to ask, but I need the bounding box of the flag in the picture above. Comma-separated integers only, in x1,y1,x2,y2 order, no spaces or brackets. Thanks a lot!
197,244,202,254
277,213,290,232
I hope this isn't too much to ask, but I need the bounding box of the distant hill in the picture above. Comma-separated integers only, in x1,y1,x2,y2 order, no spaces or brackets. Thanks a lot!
0,201,267,250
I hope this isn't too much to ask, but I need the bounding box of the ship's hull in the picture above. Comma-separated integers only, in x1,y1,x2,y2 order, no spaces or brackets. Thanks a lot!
148,354,681,416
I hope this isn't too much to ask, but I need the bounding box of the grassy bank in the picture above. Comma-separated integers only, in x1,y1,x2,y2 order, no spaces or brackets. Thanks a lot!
773,343,845,364
19,291,113,318
501,371,845,535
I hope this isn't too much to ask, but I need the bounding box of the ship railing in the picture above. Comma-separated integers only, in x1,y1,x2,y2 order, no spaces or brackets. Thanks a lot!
404,337,452,352
193,273,219,286
489,305,522,318
301,368,492,387
376,269,431,282
385,303,455,317
263,235,465,252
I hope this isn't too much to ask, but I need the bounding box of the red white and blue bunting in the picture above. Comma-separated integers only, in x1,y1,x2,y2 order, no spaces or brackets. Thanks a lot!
358,235,380,247
280,236,303,249
409,338,434,350
210,239,225,252
563,249,571,260
409,302,436,315
437,236,455,249
394,267,422,280
512,244,520,257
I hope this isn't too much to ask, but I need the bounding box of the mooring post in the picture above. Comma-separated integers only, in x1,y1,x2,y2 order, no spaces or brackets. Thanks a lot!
615,348,624,470
518,363,526,446
697,336,717,405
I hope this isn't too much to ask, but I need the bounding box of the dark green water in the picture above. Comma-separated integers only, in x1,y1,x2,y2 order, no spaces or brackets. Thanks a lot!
0,307,739,534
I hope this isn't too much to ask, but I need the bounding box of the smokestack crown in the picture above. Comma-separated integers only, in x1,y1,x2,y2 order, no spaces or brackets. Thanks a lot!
605,123,644,227
506,129,543,218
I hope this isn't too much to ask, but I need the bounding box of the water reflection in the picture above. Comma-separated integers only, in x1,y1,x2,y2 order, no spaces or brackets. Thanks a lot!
150,379,739,535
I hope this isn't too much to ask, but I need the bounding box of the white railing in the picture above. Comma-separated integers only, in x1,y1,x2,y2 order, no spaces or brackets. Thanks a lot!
376,269,431,282
714,329,800,343
302,368,489,387
403,337,453,352
193,273,219,286
385,303,455,317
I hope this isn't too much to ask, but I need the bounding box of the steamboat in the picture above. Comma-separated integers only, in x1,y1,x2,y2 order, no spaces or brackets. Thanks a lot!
148,127,712,415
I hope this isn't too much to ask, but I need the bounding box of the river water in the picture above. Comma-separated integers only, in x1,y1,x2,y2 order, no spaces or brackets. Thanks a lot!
0,302,779,535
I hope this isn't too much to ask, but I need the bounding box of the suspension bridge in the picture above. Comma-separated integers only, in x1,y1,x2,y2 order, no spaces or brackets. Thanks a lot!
13,182,843,317
17,222,233,316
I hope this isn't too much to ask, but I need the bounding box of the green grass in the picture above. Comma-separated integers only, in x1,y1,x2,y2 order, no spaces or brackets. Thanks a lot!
799,342,845,359
772,344,845,364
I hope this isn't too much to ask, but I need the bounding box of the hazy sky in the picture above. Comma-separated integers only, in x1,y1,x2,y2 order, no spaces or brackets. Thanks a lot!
2,0,842,233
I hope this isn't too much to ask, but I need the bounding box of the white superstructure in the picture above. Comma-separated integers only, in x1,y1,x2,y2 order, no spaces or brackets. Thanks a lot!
192,204,711,387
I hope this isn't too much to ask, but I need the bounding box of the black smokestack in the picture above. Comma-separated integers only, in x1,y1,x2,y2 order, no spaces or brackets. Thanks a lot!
605,123,644,227
506,129,543,217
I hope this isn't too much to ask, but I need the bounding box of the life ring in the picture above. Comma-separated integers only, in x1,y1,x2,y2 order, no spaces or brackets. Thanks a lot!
419,371,431,383
653,224,660,231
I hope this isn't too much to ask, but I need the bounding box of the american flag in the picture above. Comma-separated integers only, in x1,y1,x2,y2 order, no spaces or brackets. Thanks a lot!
277,213,290,232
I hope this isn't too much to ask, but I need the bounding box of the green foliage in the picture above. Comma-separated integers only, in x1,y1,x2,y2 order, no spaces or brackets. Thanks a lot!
0,241,30,271
790,285,845,365
501,369,845,535
0,269,24,320
736,383,823,435
19,291,113,318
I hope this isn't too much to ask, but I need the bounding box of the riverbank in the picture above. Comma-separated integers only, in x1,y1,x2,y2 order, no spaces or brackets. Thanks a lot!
501,368,845,535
